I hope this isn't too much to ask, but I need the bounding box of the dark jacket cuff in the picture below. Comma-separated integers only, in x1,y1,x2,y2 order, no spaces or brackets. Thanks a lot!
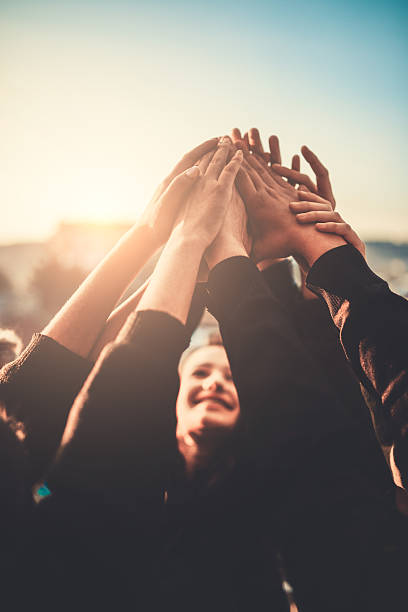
207,256,270,322
118,309,190,359
306,245,387,300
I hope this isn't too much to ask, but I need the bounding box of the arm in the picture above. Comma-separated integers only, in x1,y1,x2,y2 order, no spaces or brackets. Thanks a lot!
306,244,408,489
51,139,243,499
0,335,92,483
205,163,352,472
43,137,218,359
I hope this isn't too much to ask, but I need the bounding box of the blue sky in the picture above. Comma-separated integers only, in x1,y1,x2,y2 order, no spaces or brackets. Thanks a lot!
1,0,407,242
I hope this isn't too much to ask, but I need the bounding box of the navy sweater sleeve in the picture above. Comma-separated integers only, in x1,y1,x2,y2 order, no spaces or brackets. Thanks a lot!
307,244,408,487
0,334,92,483
48,310,189,505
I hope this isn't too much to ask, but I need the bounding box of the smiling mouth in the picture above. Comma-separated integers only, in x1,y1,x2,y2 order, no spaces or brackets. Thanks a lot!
193,395,232,411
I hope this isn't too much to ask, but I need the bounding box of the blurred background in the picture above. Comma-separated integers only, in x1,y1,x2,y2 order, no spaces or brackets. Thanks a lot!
1,0,407,344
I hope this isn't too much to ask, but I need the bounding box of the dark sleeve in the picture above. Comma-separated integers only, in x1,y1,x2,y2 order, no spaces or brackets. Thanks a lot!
0,334,92,483
262,260,377,430
307,244,408,487
207,256,354,475
48,310,189,506
260,259,300,308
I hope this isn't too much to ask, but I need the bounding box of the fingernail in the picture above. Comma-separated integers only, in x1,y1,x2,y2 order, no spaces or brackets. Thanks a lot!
185,166,200,178
219,135,232,145
235,149,243,160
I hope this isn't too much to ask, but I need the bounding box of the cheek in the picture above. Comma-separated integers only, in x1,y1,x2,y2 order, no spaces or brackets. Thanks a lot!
229,386,240,414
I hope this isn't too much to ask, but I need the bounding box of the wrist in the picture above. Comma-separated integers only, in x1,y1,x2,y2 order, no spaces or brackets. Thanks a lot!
205,240,248,271
167,226,207,260
292,228,346,270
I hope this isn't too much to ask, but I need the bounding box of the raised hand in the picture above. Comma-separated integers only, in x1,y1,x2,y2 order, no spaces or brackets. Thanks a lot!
272,145,336,208
289,191,365,257
236,152,300,261
140,137,219,249
205,185,251,271
178,138,243,248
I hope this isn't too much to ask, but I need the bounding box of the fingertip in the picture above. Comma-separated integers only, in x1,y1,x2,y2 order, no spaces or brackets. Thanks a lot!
185,165,201,179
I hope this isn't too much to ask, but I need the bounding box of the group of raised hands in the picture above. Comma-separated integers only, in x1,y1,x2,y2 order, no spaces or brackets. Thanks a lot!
140,127,365,291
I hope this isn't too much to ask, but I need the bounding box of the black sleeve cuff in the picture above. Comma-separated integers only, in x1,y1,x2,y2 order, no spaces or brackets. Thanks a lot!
207,256,271,322
306,245,387,300
116,309,190,360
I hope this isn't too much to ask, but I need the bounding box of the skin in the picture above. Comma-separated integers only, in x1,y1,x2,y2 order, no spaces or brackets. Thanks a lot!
134,138,243,327
176,345,240,458
43,137,219,359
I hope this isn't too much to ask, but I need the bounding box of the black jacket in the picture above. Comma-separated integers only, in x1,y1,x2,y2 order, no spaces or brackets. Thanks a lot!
207,255,407,611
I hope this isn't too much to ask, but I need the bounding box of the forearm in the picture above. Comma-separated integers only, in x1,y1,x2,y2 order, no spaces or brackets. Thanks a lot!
207,257,352,470
307,245,408,486
43,224,156,358
134,228,205,326
89,278,149,362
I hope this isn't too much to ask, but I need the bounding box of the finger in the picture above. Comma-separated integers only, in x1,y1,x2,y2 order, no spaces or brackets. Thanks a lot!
297,190,332,205
170,137,219,181
236,167,257,201
301,145,336,208
295,210,343,224
218,149,243,190
159,165,202,216
289,201,333,214
271,164,317,193
247,154,287,189
231,128,242,144
243,132,250,151
242,158,264,190
291,154,300,172
268,135,282,165
205,136,233,180
198,150,215,174
286,154,301,186
246,153,272,182
248,128,264,155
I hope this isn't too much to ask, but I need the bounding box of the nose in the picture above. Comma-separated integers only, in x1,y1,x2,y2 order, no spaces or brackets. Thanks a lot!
202,372,224,392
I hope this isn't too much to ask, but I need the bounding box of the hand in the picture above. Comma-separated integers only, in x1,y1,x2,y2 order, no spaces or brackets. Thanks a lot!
236,152,300,261
272,144,336,208
140,137,219,249
232,128,301,268
205,186,251,270
289,192,366,257
177,138,244,249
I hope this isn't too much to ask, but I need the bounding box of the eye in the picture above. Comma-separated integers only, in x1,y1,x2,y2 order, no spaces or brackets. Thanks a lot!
192,368,208,378
224,371,233,382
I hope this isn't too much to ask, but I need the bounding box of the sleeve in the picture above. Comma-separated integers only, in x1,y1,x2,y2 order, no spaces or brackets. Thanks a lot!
48,310,190,506
307,244,408,487
206,256,355,477
0,333,92,483
260,259,300,308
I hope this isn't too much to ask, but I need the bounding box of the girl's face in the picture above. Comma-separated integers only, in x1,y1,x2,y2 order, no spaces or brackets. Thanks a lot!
176,345,240,443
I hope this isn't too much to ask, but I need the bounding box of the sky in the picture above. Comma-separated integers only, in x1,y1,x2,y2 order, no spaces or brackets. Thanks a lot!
1,0,407,244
